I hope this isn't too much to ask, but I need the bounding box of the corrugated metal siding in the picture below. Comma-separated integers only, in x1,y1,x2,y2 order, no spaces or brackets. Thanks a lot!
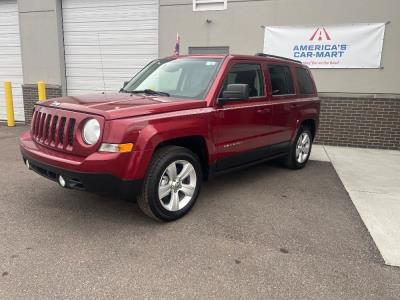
0,0,24,121
62,0,159,95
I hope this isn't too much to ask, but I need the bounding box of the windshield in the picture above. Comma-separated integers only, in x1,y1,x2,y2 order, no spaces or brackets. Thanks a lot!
123,58,223,100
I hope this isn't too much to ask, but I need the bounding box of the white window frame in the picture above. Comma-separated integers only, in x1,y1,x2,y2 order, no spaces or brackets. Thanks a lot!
193,0,227,11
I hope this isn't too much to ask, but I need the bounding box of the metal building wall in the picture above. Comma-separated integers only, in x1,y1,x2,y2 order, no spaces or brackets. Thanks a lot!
62,0,159,95
0,0,24,121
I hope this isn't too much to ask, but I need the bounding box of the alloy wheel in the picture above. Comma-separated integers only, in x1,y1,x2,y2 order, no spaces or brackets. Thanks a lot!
158,160,197,212
296,132,311,164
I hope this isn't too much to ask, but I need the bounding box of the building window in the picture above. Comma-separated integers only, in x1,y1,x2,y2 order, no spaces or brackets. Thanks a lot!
193,0,227,11
188,46,229,55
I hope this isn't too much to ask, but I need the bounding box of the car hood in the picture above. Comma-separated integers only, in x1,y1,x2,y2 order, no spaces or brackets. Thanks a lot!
37,93,207,120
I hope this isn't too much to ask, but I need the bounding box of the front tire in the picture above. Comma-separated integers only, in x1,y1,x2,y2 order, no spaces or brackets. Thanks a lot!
137,146,203,221
285,126,313,169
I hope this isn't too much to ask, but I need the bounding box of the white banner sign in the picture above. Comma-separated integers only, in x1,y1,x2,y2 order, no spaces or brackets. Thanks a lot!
263,23,386,68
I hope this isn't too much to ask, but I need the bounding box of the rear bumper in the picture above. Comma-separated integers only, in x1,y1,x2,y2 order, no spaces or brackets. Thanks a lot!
22,155,142,199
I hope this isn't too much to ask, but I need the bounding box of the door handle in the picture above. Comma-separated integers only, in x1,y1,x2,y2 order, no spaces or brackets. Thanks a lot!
256,108,271,114
290,103,300,108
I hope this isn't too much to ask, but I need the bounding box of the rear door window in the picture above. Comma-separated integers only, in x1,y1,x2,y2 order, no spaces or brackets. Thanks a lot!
267,65,294,96
296,67,315,95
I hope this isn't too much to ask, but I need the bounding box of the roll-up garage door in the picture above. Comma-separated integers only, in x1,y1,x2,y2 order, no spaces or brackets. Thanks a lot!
62,0,159,95
0,0,24,121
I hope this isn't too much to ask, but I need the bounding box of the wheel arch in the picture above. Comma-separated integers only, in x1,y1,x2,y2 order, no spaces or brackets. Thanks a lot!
300,119,317,140
155,135,210,180
290,118,317,144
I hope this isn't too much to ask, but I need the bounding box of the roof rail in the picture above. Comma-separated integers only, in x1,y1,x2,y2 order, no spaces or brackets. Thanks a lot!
255,53,301,64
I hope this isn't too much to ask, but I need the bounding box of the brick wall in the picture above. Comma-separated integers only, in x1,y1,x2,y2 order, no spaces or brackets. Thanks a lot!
316,97,400,150
22,84,62,124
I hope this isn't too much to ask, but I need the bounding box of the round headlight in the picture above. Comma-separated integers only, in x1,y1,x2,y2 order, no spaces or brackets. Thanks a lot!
82,118,100,145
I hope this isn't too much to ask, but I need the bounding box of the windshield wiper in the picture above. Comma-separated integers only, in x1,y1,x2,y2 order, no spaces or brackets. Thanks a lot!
130,89,170,97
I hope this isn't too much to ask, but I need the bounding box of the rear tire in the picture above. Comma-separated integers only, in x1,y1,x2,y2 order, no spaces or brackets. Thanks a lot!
285,126,313,169
137,146,202,221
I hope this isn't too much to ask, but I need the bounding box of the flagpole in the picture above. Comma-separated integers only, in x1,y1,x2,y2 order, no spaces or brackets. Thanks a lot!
174,32,180,56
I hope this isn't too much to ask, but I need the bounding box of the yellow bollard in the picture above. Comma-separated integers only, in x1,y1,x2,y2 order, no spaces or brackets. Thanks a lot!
4,81,15,127
38,81,46,101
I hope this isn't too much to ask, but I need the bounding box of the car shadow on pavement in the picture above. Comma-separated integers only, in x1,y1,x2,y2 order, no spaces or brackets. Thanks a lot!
30,158,310,226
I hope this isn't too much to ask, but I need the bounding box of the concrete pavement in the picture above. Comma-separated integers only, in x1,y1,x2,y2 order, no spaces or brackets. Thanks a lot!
311,145,400,267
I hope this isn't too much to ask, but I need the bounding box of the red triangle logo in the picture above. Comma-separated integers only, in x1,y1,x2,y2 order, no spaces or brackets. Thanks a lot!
309,27,331,41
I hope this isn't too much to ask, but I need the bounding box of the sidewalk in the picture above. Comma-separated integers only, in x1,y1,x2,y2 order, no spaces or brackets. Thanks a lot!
311,145,400,267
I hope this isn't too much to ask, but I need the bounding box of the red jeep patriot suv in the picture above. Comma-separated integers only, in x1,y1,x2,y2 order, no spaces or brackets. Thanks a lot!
20,53,320,221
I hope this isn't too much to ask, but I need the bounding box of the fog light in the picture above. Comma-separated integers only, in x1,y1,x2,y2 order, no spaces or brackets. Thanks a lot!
25,160,30,169
58,175,67,187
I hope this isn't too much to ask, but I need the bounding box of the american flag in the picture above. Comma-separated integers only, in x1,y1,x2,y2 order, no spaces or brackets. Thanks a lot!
174,33,180,56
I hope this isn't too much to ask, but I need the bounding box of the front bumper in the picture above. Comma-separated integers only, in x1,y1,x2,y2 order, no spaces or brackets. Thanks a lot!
20,131,144,198
22,155,142,199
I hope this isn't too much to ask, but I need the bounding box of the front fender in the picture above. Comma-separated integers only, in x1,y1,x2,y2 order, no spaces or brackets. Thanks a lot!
123,111,215,179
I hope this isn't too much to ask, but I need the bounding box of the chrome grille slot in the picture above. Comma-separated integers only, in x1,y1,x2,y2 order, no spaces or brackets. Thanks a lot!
34,112,39,138
44,114,52,142
58,117,66,145
38,113,46,140
31,111,37,134
67,119,76,146
34,111,41,136
50,116,58,143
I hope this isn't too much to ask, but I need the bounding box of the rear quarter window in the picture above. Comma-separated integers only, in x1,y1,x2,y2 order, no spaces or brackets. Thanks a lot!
296,67,315,95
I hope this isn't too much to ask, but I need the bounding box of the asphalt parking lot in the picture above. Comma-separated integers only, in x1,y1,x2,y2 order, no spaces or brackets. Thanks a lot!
1,125,400,299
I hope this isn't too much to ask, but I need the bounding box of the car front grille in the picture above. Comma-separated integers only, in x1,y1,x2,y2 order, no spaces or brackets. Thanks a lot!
30,106,103,156
31,110,76,148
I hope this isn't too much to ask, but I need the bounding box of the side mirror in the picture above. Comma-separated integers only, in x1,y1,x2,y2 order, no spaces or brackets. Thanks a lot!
219,84,249,105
